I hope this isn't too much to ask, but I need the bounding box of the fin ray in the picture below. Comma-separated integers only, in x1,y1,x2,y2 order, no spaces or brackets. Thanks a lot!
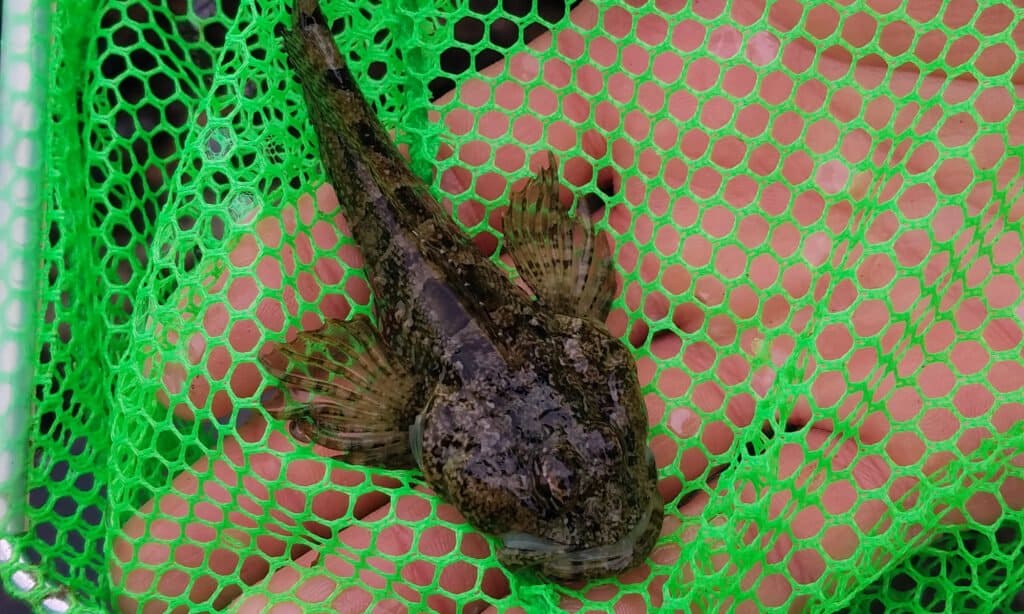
259,316,421,469
504,155,617,321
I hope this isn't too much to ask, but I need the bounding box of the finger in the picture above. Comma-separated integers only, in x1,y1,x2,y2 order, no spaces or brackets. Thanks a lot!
670,426,1024,612
627,276,784,511
225,491,511,614
639,233,1024,528
110,418,397,612
583,0,811,482
147,186,369,422
428,0,623,261
549,515,680,613
435,0,605,177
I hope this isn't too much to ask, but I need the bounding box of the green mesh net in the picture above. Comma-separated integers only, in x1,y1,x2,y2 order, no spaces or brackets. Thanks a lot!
2,0,1024,611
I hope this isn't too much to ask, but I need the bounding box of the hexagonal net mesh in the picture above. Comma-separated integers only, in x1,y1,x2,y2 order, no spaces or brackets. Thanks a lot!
3,0,1024,611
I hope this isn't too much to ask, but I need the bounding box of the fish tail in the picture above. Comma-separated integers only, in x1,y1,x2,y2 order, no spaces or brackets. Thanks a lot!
282,0,440,227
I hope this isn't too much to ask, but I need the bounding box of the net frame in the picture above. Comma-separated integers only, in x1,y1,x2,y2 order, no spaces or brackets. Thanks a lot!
0,0,83,611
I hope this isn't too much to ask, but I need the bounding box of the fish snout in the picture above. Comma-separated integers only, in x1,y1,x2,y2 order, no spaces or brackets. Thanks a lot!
497,451,664,581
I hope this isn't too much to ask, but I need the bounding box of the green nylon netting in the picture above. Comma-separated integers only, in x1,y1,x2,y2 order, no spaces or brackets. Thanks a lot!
2,0,1024,611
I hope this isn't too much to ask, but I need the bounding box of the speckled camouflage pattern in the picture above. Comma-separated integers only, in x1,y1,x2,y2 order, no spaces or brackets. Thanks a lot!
267,0,662,580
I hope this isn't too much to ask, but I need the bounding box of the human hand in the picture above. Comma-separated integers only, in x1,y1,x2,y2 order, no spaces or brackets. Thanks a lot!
110,0,1024,611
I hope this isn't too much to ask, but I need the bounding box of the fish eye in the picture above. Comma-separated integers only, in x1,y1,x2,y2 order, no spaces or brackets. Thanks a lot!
532,446,581,508
540,455,575,503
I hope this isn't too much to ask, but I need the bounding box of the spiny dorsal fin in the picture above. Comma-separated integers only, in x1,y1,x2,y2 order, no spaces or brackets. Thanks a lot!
504,154,617,321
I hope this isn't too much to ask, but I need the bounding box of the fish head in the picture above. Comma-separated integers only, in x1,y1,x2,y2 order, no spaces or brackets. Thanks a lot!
495,429,664,581
497,318,664,580
413,317,664,581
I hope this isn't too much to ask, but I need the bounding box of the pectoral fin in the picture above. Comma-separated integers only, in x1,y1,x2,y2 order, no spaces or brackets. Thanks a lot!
259,316,422,469
504,155,617,321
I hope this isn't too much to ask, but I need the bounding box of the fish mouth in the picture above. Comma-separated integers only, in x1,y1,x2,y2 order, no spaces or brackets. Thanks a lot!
496,484,664,581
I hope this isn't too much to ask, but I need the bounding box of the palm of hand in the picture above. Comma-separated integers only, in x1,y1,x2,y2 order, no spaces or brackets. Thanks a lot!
110,1,1024,611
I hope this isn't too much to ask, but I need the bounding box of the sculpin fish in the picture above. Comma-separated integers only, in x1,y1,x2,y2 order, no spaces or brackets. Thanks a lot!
263,0,663,580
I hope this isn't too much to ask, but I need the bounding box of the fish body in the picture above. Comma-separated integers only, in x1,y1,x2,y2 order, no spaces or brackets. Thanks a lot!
265,0,663,580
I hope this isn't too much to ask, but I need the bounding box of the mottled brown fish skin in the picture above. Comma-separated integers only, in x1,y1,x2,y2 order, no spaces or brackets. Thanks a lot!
281,1,534,378
279,0,662,580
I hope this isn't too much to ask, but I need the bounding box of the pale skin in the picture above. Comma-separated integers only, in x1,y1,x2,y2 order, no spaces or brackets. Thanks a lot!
110,0,1024,611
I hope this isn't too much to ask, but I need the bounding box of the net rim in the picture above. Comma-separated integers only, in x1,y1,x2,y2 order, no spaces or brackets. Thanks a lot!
0,0,76,610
